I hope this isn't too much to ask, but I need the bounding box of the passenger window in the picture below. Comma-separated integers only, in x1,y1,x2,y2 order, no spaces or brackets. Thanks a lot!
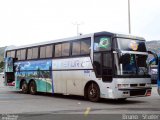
40,46,46,58
27,48,32,59
46,45,53,58
11,51,15,58
16,50,21,60
81,39,91,55
32,47,38,59
7,52,11,57
55,44,62,57
21,49,26,60
62,43,70,56
72,41,80,55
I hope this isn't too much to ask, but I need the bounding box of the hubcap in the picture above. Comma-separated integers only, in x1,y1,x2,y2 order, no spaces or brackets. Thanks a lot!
31,85,34,93
89,88,96,97
22,84,27,91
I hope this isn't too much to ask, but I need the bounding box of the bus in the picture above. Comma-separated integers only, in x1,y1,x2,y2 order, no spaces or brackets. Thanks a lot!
149,54,160,95
4,31,153,102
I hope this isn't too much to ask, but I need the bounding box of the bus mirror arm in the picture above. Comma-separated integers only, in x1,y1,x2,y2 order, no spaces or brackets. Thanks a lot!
113,48,121,54
148,51,158,65
115,48,121,53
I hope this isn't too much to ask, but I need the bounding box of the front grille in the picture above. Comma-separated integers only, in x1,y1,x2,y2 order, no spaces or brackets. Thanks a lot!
130,90,146,96
139,84,145,87
130,84,138,87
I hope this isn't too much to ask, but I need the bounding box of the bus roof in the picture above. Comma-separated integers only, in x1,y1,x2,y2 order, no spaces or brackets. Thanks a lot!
5,31,145,51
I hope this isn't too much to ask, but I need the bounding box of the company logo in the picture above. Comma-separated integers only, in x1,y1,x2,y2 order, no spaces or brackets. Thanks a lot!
129,41,138,51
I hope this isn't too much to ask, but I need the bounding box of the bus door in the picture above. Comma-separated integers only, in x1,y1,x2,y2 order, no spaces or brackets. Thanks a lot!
4,57,15,86
157,59,160,95
93,52,113,82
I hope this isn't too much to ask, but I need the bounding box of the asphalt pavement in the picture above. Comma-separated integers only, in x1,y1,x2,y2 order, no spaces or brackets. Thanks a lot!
0,85,159,114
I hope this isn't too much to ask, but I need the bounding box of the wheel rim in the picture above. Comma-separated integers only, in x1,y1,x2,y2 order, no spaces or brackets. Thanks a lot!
88,83,99,100
89,87,97,98
31,84,35,93
30,82,36,94
22,83,27,92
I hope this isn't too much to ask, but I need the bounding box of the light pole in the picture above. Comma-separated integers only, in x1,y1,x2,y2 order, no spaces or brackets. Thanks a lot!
73,22,83,36
128,0,131,34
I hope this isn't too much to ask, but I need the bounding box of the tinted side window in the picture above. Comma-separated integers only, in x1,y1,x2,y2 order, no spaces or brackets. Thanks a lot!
46,45,53,58
81,39,91,55
94,36,111,51
11,51,15,58
32,47,38,59
21,49,26,60
72,41,80,55
62,43,70,56
16,50,21,60
7,52,11,57
93,53,101,76
40,46,46,58
103,53,112,68
55,44,62,57
27,48,32,59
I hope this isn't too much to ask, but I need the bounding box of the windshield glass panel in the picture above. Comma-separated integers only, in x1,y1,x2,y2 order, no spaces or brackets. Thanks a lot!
117,38,147,52
114,53,148,75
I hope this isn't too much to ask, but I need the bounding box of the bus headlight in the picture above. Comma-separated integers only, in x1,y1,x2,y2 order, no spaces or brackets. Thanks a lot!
146,83,151,87
117,84,130,89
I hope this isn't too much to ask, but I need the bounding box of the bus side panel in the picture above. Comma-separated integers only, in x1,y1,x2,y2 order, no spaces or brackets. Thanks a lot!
14,60,53,93
66,70,84,95
52,57,93,96
53,71,67,94
53,70,92,96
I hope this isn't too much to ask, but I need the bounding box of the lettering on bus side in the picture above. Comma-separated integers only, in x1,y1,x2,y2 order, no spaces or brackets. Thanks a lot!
53,57,92,69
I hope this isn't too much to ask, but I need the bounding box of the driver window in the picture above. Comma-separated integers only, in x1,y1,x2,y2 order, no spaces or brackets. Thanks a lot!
120,54,136,74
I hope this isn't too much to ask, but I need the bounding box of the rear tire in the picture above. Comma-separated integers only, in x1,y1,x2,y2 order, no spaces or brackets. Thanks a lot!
21,81,28,94
87,83,100,102
29,81,37,95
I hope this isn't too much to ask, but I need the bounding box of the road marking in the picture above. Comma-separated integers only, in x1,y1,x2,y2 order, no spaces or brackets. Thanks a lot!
84,107,91,116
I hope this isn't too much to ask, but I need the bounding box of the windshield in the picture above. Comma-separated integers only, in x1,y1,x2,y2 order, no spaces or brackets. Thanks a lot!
117,38,147,52
114,53,148,76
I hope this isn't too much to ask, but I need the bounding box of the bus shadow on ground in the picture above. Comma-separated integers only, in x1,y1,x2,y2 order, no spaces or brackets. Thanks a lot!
13,91,146,105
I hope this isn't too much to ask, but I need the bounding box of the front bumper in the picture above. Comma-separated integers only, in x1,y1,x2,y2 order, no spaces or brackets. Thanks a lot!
118,87,152,97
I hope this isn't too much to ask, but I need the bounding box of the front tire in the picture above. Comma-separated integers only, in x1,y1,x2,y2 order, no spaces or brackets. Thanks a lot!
158,88,160,95
87,83,100,102
29,81,37,95
21,81,28,94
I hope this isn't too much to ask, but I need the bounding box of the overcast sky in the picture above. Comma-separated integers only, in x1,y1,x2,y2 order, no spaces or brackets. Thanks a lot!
0,0,160,47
